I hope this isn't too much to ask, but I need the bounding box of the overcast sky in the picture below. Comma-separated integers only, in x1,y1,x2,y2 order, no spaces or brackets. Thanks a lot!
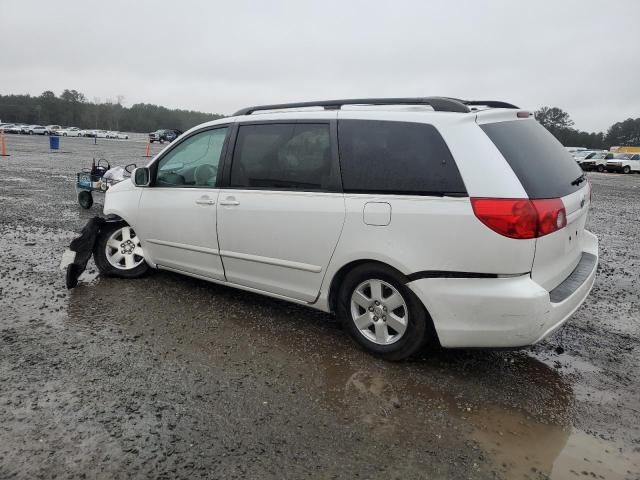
3,0,639,132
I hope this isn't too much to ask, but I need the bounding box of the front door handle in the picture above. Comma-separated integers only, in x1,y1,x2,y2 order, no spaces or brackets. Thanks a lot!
195,198,216,205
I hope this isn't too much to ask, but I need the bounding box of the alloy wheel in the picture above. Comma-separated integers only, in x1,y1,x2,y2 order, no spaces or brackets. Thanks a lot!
350,279,408,345
105,226,144,270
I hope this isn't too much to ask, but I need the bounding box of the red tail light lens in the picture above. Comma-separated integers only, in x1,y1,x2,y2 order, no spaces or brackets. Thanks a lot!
533,198,566,236
471,198,566,239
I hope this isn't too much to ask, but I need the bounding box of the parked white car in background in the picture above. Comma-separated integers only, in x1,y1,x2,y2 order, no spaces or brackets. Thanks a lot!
573,150,602,161
106,131,129,139
46,125,62,135
605,153,640,174
98,97,598,360
580,152,613,172
59,127,82,137
5,124,24,134
28,125,48,135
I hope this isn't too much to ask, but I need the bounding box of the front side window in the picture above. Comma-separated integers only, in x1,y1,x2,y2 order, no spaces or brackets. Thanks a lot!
230,123,334,191
338,120,466,196
154,127,227,187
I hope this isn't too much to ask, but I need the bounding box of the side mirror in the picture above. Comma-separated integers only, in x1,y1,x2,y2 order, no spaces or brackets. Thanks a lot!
133,167,150,187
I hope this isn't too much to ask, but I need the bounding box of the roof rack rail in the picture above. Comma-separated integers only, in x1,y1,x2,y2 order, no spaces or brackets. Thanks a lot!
456,99,520,109
233,97,471,116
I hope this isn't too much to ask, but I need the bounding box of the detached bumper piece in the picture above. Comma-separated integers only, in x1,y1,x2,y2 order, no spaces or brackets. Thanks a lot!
65,216,106,289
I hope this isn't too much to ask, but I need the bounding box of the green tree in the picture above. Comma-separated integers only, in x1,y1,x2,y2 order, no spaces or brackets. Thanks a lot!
605,118,640,147
0,89,225,131
534,106,575,133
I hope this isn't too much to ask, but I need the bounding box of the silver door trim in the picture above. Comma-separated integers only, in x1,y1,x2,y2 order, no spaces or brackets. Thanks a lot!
146,239,220,256
219,250,322,273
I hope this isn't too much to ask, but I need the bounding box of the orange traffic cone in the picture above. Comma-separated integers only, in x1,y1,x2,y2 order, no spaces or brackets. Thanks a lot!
143,140,151,158
0,129,9,157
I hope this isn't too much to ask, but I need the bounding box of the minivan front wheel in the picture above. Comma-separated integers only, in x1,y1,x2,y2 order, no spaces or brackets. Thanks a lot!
94,222,149,278
337,264,433,360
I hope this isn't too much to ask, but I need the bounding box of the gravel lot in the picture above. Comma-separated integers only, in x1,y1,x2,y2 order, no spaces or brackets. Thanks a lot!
0,134,638,479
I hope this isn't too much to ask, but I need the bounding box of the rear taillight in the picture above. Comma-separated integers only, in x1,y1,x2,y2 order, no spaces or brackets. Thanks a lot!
471,198,566,239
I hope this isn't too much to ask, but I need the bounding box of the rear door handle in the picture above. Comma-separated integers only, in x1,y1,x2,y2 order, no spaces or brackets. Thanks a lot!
195,199,216,205
220,198,240,206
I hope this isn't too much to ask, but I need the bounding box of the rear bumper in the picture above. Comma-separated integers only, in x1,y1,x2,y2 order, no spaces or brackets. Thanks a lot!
408,230,598,348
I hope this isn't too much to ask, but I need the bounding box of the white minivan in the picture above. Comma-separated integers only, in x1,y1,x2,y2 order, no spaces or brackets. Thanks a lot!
97,97,598,360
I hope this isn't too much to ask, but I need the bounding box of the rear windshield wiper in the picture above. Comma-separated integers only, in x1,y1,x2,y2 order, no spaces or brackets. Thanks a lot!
571,173,586,186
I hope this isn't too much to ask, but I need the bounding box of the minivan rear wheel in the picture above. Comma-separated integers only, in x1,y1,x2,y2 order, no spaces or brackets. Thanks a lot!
337,264,433,361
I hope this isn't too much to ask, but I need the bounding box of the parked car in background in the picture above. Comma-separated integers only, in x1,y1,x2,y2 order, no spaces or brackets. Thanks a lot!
28,125,48,135
7,124,25,134
81,129,97,137
573,150,601,161
580,152,613,172
111,131,130,139
149,129,183,143
46,125,62,135
94,130,109,138
105,131,129,139
58,127,82,137
100,97,597,360
605,153,640,174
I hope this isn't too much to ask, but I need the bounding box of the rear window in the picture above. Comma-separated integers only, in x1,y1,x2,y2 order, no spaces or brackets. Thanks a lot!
338,120,466,196
481,120,584,199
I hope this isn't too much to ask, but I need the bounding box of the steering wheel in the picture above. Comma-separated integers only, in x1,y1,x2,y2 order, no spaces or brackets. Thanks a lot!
194,164,218,186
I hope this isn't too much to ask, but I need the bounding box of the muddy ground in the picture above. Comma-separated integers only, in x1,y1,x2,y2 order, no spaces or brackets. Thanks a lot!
0,134,638,480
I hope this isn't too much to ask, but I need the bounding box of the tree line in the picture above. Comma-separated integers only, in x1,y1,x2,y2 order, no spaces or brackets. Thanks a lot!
0,90,224,133
1,90,638,146
534,106,640,149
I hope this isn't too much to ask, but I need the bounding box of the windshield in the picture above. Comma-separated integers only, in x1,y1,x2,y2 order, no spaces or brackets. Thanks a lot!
592,153,606,159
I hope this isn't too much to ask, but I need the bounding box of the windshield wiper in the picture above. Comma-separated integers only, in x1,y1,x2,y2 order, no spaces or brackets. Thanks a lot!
571,173,586,186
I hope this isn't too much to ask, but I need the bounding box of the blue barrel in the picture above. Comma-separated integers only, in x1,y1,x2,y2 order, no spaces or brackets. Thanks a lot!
49,136,60,150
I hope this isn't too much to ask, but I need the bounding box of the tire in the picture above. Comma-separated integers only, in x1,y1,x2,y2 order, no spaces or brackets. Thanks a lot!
337,263,434,361
623,166,631,174
77,191,93,209
596,165,604,173
94,222,149,278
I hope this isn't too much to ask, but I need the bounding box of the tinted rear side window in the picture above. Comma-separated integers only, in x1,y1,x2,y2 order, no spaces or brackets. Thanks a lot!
338,120,466,196
231,123,335,191
480,120,584,199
